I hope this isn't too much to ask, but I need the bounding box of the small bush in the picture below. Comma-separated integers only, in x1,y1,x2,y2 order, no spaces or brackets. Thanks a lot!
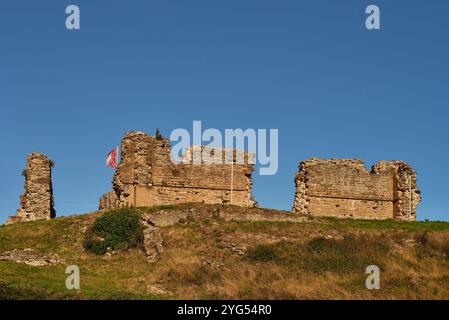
303,235,389,274
169,265,222,286
415,231,449,259
155,128,163,140
83,208,144,255
246,244,279,262
244,235,390,275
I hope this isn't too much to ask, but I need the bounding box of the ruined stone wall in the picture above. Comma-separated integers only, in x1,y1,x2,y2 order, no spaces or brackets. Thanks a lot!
111,131,154,208
292,158,420,220
100,131,256,209
99,191,118,210
151,140,255,206
7,153,55,224
372,160,421,220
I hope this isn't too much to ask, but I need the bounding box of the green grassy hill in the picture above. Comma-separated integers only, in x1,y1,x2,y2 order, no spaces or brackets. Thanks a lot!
1,204,449,300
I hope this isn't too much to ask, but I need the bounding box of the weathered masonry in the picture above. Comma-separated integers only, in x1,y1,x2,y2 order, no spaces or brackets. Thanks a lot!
7,153,56,224
292,158,421,220
99,131,257,209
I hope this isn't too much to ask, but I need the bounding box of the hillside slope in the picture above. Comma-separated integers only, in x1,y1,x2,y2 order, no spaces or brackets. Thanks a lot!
1,203,449,299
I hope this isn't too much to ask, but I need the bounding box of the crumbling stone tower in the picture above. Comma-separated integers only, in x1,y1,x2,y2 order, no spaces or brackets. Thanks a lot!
292,158,421,221
6,153,56,224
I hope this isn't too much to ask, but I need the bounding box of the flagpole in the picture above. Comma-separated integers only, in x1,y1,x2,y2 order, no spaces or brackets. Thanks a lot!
231,151,234,206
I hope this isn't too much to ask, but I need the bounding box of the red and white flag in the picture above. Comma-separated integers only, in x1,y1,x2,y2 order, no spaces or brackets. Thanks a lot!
106,146,118,168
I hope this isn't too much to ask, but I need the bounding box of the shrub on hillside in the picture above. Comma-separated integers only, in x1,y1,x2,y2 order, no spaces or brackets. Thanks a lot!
244,235,390,274
246,244,278,262
303,235,389,274
83,208,144,255
415,231,449,259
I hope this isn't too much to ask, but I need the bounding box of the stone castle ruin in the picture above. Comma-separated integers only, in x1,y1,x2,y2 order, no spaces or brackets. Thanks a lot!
99,131,257,210
6,153,55,224
292,158,421,220
3,139,422,225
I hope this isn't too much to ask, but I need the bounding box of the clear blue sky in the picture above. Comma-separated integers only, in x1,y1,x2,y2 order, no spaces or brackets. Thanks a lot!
1,0,448,223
